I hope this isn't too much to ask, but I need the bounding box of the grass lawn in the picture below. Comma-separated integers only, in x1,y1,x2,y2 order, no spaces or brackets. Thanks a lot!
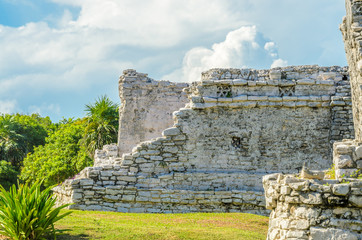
52,210,269,240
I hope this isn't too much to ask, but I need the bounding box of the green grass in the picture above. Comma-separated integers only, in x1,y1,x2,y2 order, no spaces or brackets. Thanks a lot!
52,210,269,240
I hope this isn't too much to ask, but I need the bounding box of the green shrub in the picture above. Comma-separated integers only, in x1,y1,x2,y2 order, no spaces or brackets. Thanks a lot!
0,181,71,240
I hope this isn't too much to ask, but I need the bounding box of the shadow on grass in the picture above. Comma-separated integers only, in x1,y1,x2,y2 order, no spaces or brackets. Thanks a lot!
47,229,90,240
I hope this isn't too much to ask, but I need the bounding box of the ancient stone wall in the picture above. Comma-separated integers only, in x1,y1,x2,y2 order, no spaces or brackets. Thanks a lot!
117,70,188,156
263,1,362,239
341,0,362,142
54,66,354,214
263,174,361,240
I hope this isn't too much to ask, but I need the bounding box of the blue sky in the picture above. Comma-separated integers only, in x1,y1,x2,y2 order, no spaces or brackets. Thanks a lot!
0,0,347,121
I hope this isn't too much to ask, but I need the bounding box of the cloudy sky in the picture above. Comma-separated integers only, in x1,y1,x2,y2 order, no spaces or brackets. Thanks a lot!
0,0,347,121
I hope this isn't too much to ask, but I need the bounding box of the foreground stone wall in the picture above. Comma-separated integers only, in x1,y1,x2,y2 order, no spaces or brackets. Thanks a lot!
263,1,362,239
54,66,354,214
263,174,361,240
341,0,362,142
117,70,188,156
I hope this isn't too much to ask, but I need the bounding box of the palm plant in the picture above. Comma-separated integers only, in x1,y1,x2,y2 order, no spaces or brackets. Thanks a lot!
0,115,27,168
82,95,119,156
0,181,71,239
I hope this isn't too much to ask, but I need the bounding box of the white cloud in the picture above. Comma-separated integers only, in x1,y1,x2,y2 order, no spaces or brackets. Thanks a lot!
271,59,288,68
0,0,345,120
51,0,246,47
164,26,287,82
0,100,17,114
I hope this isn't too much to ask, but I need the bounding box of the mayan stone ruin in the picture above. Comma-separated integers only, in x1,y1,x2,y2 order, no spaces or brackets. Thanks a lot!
54,64,354,216
53,0,362,238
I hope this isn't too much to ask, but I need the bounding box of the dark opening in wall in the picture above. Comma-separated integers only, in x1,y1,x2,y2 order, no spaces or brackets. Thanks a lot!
217,86,232,98
279,86,295,97
231,137,241,149
281,72,287,79
342,75,348,81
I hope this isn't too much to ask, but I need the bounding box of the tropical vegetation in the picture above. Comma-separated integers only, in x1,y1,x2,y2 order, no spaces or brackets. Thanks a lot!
82,95,119,157
20,118,92,188
0,95,118,189
0,181,71,240
0,114,54,189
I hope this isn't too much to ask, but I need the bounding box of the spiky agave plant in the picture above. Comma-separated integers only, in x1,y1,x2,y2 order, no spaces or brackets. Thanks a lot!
0,181,71,240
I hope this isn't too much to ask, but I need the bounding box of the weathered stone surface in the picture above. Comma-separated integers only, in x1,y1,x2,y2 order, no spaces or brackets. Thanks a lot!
118,70,189,156
263,174,361,240
310,227,358,240
354,146,362,159
349,195,362,207
336,155,354,169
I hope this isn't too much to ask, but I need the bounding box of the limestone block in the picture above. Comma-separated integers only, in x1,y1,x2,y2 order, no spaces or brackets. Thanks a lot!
309,227,358,240
280,186,291,195
335,144,352,154
233,79,248,85
336,155,355,169
248,96,268,101
84,191,95,196
232,95,247,101
163,146,178,153
79,179,94,186
162,127,181,136
140,150,160,156
289,182,308,191
332,184,350,196
289,219,310,230
282,96,298,101
85,205,102,211
285,230,307,239
336,169,358,178
72,193,83,200
285,196,300,204
357,160,362,169
355,145,362,159
349,195,362,207
282,102,295,107
269,70,282,80
297,79,315,85
218,97,233,103
117,176,137,182
300,193,323,205
101,171,113,177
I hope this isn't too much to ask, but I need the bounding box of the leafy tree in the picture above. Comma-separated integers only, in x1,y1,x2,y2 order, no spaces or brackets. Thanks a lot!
0,114,54,169
82,95,119,156
13,113,55,153
20,119,92,187
0,161,17,190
